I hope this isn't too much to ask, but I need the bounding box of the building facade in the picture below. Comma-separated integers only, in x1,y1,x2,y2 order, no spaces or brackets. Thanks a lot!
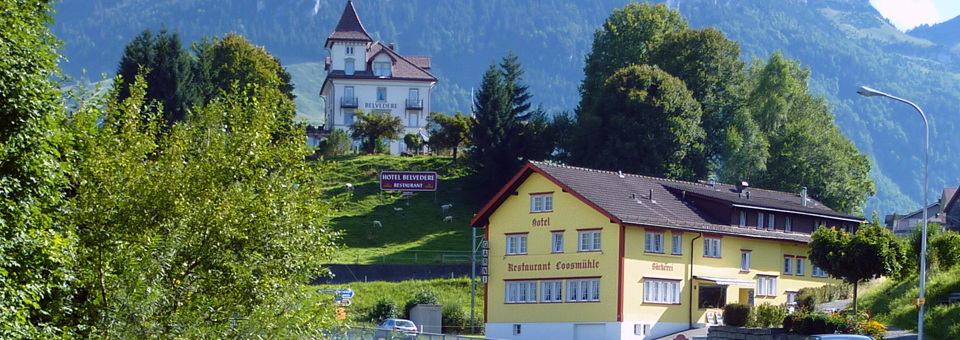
470,162,864,340
320,1,437,155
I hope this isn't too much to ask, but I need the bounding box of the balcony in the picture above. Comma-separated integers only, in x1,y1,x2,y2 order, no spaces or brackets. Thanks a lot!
406,99,423,110
341,96,358,108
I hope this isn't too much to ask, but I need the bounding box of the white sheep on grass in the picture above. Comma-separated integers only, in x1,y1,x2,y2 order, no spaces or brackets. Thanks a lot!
394,207,403,211
441,203,453,213
373,220,382,228
443,216,453,223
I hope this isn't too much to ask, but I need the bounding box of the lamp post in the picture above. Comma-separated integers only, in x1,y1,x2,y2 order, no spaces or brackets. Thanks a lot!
857,86,928,339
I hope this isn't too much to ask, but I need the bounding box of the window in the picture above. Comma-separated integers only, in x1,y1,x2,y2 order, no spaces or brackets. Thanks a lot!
578,230,601,252
551,232,564,253
812,265,827,278
409,88,419,100
376,87,387,101
757,276,778,297
698,285,727,308
345,59,355,75
785,217,792,232
740,250,752,271
505,281,537,303
796,257,806,276
505,234,527,255
645,231,664,253
768,214,775,230
344,86,355,99
541,281,563,302
513,324,521,335
757,212,764,229
345,46,354,55
784,256,794,275
567,279,600,302
408,113,419,127
343,111,355,125
643,279,681,304
373,61,392,76
530,193,553,212
787,291,798,306
703,237,721,258
671,233,683,255
739,211,746,227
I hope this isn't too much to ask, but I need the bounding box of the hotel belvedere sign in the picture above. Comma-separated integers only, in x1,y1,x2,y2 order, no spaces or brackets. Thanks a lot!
364,102,399,109
380,171,438,191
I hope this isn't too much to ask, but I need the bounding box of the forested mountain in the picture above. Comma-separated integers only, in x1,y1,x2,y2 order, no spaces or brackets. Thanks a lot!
51,0,960,217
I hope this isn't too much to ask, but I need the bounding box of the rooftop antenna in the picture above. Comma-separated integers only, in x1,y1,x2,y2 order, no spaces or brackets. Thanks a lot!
618,170,625,178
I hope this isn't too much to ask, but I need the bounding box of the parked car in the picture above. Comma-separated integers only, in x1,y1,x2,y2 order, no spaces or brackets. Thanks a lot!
804,335,876,340
375,318,418,338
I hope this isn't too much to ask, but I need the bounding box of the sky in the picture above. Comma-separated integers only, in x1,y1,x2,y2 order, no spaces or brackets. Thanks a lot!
870,0,960,31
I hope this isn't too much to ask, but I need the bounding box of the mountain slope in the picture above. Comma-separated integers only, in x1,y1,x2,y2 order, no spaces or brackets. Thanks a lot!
51,0,960,218
907,15,960,51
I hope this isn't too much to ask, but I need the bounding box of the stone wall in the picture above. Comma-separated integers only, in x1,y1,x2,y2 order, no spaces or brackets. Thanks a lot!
707,326,808,340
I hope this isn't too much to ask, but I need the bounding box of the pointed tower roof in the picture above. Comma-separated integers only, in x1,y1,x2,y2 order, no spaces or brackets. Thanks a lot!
325,0,373,48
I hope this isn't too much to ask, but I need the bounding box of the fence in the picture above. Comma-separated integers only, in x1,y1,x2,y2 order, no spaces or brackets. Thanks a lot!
325,326,500,340
351,250,473,265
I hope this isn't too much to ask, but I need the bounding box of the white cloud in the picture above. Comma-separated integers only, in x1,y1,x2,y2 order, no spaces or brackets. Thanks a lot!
871,0,940,30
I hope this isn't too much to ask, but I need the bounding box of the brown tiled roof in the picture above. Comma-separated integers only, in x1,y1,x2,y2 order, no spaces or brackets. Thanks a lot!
661,182,860,221
321,43,436,94
326,0,372,47
471,162,865,243
406,56,431,70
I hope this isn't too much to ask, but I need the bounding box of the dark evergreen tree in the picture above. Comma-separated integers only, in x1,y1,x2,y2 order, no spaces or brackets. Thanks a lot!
499,51,532,121
115,27,198,125
469,63,521,200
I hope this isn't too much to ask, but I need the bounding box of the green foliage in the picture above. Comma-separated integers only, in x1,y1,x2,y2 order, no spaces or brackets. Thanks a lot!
469,62,523,200
0,1,78,338
350,109,404,154
404,288,440,318
403,133,423,155
932,230,960,269
64,75,339,338
859,265,960,339
367,297,401,323
320,129,353,156
116,27,199,124
572,64,706,180
723,304,753,327
797,284,852,310
441,302,468,334
750,303,787,328
426,112,471,161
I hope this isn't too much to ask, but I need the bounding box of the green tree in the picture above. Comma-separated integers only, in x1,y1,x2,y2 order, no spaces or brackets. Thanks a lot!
65,76,339,338
403,132,423,155
500,51,532,120
571,64,706,180
350,109,404,154
115,27,198,124
199,33,295,102
0,1,77,337
320,128,353,156
469,63,521,199
809,215,908,313
426,112,471,161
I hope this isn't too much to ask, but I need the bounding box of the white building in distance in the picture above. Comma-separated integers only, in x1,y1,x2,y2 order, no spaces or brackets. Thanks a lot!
320,0,437,155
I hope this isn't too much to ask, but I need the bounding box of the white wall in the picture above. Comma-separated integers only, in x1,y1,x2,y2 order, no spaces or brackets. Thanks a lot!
486,321,690,340
324,79,433,155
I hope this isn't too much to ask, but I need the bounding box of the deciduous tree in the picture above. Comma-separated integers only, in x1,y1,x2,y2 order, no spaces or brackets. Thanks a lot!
427,111,471,161
350,109,404,154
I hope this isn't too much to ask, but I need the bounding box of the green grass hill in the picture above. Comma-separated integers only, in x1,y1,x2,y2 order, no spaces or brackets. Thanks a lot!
858,266,960,339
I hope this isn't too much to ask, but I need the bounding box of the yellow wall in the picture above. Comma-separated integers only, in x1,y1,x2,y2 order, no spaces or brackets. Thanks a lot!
486,173,620,323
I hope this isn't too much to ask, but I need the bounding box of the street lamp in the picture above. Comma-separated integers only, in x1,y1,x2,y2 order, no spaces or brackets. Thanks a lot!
857,86,928,339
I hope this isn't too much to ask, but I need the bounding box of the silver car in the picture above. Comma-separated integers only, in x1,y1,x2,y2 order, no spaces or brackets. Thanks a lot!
804,335,876,340
375,318,418,338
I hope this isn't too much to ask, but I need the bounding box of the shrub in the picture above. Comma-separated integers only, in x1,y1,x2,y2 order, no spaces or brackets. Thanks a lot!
798,284,851,310
441,302,468,334
367,297,400,323
752,303,787,328
319,129,352,156
932,231,960,269
723,304,753,327
863,320,887,339
404,288,440,318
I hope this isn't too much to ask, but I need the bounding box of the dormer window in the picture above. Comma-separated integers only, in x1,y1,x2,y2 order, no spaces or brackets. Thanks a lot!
346,46,355,55
373,61,392,76
345,59,355,75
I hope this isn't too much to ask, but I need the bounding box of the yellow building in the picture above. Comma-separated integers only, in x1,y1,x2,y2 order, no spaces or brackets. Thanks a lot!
470,162,863,340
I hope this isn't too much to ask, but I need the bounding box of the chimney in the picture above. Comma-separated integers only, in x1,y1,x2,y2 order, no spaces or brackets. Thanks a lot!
649,189,653,201
801,187,808,207
736,180,749,193
746,191,750,199
388,43,395,51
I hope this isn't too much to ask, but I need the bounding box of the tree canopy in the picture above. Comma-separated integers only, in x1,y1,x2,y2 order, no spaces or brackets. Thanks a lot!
350,109,405,154
427,111,471,161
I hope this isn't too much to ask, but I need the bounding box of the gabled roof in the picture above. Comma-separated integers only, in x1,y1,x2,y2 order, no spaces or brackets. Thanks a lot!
320,42,437,94
325,1,373,48
405,56,431,70
470,162,866,243
941,187,958,214
945,186,960,216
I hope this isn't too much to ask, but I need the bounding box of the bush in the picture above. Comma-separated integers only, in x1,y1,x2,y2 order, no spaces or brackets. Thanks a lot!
319,129,352,156
367,297,401,323
441,302,468,334
723,304,753,327
404,288,440,318
932,231,960,269
863,320,887,339
751,303,788,328
798,284,851,310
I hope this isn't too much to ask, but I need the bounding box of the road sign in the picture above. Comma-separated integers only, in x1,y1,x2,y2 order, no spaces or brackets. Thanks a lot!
336,288,355,299
336,307,347,320
481,257,488,266
317,288,336,294
481,240,488,249
481,267,488,275
481,276,488,284
380,171,438,192
338,299,352,306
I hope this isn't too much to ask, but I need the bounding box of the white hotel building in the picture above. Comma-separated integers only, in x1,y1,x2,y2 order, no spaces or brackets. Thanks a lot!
320,1,438,155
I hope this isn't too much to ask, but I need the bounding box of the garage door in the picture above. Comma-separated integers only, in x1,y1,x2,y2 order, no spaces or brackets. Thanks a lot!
574,323,605,340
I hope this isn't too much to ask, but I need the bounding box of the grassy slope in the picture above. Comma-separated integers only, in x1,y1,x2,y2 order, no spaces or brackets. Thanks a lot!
858,266,960,339
318,155,480,265
287,62,326,126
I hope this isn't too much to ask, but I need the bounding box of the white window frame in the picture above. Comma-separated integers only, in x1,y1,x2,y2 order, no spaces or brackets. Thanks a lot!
551,232,564,253
530,193,553,213
408,113,419,128
757,276,778,297
768,214,775,230
739,211,746,227
345,46,355,55
787,291,798,306
785,216,792,232
566,279,600,302
703,237,721,258
796,257,806,276
812,265,828,278
784,256,794,275
374,61,392,76
409,88,419,101
505,234,528,255
343,110,355,125
671,233,683,255
505,281,538,303
643,279,681,304
645,231,664,253
741,250,751,271
578,230,601,252
540,280,563,302
345,58,355,75
376,87,387,101
757,212,764,230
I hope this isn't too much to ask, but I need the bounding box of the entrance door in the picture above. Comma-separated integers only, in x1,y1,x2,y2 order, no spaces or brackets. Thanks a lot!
574,323,605,340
